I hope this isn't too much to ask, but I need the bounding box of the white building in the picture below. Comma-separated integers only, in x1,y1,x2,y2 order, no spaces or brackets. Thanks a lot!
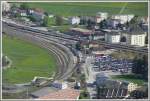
96,12,108,23
19,10,27,17
52,81,68,89
2,1,10,12
122,25,147,46
111,14,134,24
28,9,34,14
140,17,148,24
130,34,146,46
108,19,121,28
127,82,138,92
80,15,106,24
69,16,80,25
104,30,121,43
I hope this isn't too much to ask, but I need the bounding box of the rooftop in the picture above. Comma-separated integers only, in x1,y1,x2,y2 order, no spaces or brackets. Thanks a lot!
39,88,80,100
71,28,92,34
128,25,146,34
124,24,146,35
31,87,59,98
102,29,121,35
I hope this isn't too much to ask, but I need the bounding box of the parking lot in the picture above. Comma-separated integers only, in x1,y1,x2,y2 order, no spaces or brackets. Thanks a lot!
82,54,134,98
93,55,133,73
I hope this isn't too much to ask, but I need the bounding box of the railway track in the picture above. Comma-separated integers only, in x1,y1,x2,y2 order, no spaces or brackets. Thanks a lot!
92,41,148,54
3,21,148,54
3,24,76,81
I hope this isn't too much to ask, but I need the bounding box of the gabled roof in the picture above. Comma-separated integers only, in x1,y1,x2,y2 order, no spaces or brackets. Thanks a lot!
125,24,145,34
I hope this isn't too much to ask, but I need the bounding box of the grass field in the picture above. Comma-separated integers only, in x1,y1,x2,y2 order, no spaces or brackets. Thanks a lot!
2,35,57,84
23,2,148,16
111,74,147,86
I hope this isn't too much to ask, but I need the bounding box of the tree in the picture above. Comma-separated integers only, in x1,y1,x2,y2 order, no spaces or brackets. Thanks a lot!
120,36,126,42
20,3,29,10
11,3,18,9
28,15,36,22
87,19,92,27
43,16,52,27
132,55,148,81
55,15,63,26
145,34,148,44
15,13,21,18
126,21,130,28
99,19,107,29
129,15,141,26
80,19,87,25
44,12,48,16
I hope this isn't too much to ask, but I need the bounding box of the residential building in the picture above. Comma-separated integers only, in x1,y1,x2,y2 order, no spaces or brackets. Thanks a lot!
121,25,147,46
80,15,104,24
11,8,27,17
27,9,34,15
104,30,121,43
96,75,138,98
126,82,138,92
111,14,134,24
80,16,95,23
69,16,80,25
2,1,10,12
19,10,27,17
96,12,108,23
108,19,121,28
130,34,146,46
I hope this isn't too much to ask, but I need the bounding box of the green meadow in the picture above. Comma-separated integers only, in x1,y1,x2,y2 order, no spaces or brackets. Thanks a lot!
2,35,57,84
24,2,148,16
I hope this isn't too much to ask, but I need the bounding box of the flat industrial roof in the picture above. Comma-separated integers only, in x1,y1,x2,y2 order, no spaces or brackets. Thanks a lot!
39,88,80,99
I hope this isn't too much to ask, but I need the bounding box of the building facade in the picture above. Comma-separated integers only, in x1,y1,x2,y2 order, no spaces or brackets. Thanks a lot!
111,14,134,24
121,25,147,46
69,16,80,25
130,34,146,46
104,30,121,43
127,82,138,92
96,12,108,23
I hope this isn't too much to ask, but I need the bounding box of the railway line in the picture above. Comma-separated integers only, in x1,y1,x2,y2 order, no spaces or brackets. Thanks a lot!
93,41,148,54
3,23,77,81
3,21,148,54
2,21,148,81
